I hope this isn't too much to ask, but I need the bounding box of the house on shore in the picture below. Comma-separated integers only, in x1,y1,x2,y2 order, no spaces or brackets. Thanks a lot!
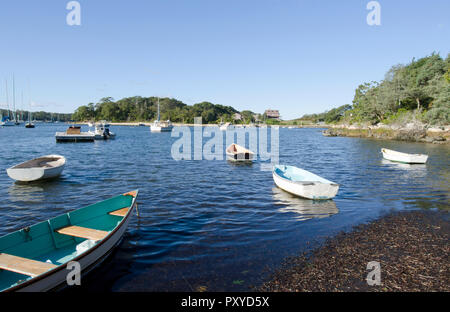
264,109,280,121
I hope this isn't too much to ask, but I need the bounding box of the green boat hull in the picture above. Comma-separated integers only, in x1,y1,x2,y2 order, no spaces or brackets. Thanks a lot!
0,190,138,292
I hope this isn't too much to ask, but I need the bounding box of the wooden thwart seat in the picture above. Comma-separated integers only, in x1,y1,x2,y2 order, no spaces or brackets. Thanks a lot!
108,207,130,217
0,253,57,277
56,225,108,241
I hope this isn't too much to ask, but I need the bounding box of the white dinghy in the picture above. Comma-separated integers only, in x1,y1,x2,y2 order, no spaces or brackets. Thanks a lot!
6,155,66,182
273,165,339,200
381,148,428,164
226,144,254,162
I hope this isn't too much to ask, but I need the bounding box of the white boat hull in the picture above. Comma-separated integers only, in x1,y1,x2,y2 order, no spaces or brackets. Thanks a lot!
1,121,15,126
381,148,428,164
11,201,136,292
150,125,173,132
6,155,66,182
273,170,339,200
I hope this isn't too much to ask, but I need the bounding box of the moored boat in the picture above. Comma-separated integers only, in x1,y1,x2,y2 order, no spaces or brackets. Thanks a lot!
0,190,139,292
273,165,339,200
6,155,66,182
89,121,116,140
150,120,173,132
55,126,95,142
150,98,173,132
0,117,15,127
226,144,254,162
381,148,428,164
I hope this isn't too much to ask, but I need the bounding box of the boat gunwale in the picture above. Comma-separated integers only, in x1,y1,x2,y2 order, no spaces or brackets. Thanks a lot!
226,144,255,156
272,165,339,187
7,155,66,171
1,190,138,292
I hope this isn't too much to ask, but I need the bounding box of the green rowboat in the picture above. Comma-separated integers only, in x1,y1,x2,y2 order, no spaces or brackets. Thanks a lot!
0,190,138,292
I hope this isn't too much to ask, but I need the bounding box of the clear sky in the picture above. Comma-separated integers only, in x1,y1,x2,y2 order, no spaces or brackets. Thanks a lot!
0,0,448,119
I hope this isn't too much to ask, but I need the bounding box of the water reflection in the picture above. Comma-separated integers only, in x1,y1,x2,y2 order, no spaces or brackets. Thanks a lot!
272,187,339,221
381,159,427,170
380,159,428,181
8,179,63,203
8,184,45,203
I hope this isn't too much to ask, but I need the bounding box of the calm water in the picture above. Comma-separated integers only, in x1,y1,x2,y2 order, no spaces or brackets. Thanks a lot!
0,124,448,291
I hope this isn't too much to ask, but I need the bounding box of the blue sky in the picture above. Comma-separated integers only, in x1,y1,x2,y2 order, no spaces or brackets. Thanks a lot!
0,0,448,119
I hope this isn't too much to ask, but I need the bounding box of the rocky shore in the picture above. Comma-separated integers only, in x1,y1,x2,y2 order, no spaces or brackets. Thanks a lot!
323,123,450,144
260,210,449,292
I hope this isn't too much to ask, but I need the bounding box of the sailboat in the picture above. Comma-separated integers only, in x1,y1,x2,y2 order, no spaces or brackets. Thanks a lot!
150,98,173,132
0,79,15,126
25,82,35,128
25,111,35,128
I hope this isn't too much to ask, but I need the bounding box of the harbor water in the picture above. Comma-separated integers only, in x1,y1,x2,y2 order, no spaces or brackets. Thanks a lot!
0,124,448,291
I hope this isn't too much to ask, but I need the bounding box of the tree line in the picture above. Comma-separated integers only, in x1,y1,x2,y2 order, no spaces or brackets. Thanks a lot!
298,53,450,126
72,96,260,124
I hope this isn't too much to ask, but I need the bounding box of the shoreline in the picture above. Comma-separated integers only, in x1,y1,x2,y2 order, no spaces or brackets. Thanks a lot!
323,124,450,144
74,121,329,128
260,210,449,292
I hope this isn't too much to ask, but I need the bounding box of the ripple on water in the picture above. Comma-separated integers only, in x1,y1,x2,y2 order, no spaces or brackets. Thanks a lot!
0,125,448,291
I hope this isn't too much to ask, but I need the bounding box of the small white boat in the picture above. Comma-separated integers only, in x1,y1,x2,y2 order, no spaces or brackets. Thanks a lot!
150,120,173,132
89,121,116,140
150,98,173,132
273,165,339,200
226,144,254,162
55,126,95,142
6,155,66,182
381,148,428,164
1,117,15,126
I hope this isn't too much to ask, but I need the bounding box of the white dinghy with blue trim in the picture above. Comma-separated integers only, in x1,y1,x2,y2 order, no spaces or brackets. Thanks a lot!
273,165,339,200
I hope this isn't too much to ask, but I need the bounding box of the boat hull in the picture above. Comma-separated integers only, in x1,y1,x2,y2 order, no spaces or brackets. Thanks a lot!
226,144,255,162
1,191,138,292
93,133,116,140
13,207,133,292
381,148,428,164
7,165,65,182
273,166,339,200
1,121,15,126
150,126,173,132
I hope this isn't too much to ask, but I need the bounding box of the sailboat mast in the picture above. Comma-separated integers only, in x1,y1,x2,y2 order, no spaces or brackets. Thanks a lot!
5,79,10,119
21,91,24,121
12,75,16,122
157,97,160,121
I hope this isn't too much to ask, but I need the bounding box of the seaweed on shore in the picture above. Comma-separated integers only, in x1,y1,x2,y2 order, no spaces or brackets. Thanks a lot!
260,210,449,292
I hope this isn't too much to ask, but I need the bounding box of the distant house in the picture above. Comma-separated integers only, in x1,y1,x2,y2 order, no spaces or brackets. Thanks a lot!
264,109,280,120
233,113,242,121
